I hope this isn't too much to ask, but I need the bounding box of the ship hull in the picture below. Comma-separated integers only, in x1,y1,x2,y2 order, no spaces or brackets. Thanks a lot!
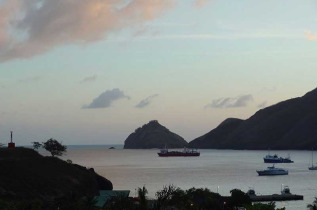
264,158,293,163
257,171,288,176
158,152,200,157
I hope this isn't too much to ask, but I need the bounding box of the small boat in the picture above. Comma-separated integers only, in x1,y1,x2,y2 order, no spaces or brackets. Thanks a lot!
158,147,200,157
281,185,291,195
257,165,288,176
263,154,294,163
309,149,317,170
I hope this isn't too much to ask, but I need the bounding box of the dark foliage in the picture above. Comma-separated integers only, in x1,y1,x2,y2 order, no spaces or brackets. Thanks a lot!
308,197,317,210
228,189,251,208
31,142,42,150
42,138,67,157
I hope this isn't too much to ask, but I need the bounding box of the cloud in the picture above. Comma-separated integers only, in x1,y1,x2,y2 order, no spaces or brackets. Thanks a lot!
83,88,130,109
194,0,211,8
257,101,267,109
135,94,159,108
205,94,254,109
80,75,97,84
305,31,317,40
0,0,176,62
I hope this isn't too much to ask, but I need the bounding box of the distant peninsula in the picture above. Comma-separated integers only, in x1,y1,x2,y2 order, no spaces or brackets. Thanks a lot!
124,120,188,149
189,87,317,150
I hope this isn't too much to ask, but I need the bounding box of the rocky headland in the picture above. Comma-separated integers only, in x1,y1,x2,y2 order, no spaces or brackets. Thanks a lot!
124,120,188,149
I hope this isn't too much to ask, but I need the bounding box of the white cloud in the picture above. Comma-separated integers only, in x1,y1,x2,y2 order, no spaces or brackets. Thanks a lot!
83,88,130,109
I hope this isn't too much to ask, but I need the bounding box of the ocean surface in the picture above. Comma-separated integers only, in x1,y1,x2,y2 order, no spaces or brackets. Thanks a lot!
51,146,316,210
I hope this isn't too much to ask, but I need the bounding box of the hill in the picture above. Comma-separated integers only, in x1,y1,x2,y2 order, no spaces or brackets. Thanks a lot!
0,147,112,201
189,88,317,150
124,120,188,149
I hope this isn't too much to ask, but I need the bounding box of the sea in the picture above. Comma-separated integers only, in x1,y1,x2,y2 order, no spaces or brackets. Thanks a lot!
41,145,317,210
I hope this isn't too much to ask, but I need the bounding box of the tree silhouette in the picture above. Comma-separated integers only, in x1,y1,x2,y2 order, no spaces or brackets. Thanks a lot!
42,139,67,157
32,141,42,150
308,197,317,210
138,185,148,210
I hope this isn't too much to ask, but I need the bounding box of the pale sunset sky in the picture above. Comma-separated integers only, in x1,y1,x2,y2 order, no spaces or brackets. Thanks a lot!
0,0,316,145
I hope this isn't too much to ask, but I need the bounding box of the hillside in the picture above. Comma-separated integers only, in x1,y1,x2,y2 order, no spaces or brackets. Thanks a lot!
0,147,112,201
124,120,188,149
189,88,317,150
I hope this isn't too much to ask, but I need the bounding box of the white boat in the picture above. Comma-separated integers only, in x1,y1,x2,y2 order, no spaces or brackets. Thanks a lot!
309,149,317,170
257,165,288,176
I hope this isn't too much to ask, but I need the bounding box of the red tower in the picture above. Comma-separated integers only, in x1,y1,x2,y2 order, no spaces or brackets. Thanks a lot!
8,131,15,148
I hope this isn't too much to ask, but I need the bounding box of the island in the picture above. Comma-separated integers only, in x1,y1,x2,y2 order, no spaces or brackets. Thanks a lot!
124,120,188,149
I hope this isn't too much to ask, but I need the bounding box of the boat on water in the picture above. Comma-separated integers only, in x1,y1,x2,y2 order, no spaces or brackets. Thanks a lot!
263,154,294,163
257,165,288,176
281,185,291,194
309,149,317,170
158,147,200,157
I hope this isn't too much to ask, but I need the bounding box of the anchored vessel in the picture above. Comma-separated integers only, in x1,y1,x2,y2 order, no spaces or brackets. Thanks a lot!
158,147,200,157
263,154,293,163
257,165,288,176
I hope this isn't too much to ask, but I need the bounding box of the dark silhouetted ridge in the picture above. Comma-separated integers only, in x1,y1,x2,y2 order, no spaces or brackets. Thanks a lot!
189,87,317,150
0,147,112,201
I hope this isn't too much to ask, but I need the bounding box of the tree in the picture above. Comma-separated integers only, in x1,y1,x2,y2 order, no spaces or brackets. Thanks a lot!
138,185,148,210
229,189,251,208
155,184,179,210
42,138,67,157
32,141,42,150
308,197,317,210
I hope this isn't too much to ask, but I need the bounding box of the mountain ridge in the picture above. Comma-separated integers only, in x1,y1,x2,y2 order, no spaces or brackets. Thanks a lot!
189,88,317,150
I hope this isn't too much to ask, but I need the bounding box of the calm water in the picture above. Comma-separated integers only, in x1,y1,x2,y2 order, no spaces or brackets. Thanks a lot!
57,147,316,210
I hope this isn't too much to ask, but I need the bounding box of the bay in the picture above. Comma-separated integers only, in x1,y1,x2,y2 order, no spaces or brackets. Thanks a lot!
59,147,317,210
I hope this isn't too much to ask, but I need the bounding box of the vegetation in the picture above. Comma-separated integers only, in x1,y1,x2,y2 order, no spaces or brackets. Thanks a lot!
42,138,67,157
138,186,148,210
31,141,42,150
0,183,290,210
307,197,317,210
228,188,251,208
245,202,285,210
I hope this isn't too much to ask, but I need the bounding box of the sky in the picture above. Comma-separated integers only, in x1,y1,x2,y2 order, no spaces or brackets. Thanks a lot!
0,0,317,145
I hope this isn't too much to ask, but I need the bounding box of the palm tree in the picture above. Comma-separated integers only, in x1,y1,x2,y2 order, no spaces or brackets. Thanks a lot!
307,197,317,210
138,185,148,210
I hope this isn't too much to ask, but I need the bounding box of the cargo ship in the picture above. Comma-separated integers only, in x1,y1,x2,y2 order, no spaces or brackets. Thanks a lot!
158,147,200,157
